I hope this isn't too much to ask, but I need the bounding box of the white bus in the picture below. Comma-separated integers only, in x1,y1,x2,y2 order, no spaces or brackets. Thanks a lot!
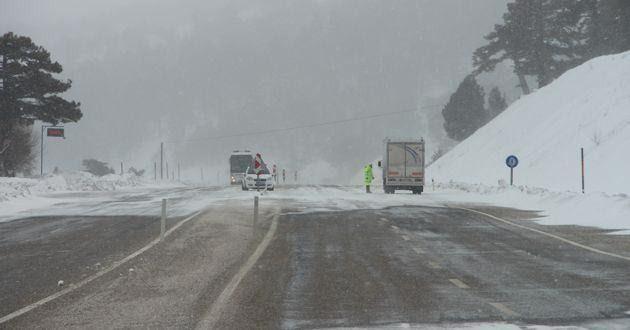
229,150,253,185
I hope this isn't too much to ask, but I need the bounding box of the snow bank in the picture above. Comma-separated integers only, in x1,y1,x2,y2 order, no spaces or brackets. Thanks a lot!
0,172,145,202
432,181,630,232
429,51,630,194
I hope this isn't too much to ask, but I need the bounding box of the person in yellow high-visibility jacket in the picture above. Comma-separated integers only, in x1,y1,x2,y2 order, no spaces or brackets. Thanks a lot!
364,164,374,193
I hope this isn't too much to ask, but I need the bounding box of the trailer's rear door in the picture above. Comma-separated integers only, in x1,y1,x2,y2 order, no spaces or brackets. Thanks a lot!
387,143,405,178
404,143,424,179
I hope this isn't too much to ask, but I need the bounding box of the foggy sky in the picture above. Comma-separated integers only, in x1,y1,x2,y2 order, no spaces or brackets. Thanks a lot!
1,0,510,183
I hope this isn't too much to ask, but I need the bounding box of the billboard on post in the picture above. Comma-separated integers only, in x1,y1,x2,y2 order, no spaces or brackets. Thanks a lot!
47,127,65,138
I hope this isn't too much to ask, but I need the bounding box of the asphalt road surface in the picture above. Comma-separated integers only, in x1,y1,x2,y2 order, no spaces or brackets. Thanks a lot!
213,206,630,329
2,190,630,328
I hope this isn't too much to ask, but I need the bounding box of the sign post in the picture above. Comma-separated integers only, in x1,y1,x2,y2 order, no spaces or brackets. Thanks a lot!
254,153,264,191
40,125,65,176
505,155,519,186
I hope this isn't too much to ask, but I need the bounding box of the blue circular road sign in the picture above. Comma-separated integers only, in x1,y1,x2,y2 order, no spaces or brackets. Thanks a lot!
506,155,519,168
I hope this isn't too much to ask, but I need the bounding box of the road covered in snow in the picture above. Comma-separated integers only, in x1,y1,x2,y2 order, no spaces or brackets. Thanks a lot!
2,184,630,329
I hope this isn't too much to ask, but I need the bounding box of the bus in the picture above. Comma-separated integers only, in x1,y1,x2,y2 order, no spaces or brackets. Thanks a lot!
229,150,253,185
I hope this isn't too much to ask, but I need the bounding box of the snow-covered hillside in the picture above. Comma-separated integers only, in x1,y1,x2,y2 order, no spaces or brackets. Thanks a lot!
429,51,630,194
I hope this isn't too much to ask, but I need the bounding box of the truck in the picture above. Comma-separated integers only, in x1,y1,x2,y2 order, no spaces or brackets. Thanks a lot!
229,150,253,185
379,138,425,195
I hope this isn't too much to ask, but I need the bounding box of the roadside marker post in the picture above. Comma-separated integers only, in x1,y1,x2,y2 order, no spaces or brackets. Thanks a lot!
581,147,585,194
253,196,259,236
505,155,519,186
160,199,166,241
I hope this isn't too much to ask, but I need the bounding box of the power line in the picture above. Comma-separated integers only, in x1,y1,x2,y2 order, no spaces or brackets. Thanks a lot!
165,104,441,144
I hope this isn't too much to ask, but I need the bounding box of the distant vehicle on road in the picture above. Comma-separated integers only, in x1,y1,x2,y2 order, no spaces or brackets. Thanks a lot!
379,138,425,194
242,166,275,191
229,150,253,185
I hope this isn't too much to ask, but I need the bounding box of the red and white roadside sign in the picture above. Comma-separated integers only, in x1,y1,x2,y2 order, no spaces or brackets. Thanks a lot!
254,153,264,175
47,127,65,138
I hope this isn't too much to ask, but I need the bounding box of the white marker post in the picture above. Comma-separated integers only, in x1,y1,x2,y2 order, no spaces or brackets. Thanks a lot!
581,147,585,194
253,196,259,237
160,199,166,240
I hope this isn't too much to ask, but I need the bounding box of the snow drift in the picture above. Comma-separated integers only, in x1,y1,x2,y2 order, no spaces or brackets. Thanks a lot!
429,51,630,194
0,172,144,202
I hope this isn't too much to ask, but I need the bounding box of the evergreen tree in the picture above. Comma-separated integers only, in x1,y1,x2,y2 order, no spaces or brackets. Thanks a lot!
442,75,487,141
597,0,630,54
487,87,508,118
0,32,82,124
473,17,531,94
474,1,595,92
0,124,36,177
82,159,115,177
0,32,82,176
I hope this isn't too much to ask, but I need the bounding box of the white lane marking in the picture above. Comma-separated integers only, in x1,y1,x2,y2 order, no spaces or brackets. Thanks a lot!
0,207,209,324
390,225,400,231
428,261,442,269
196,214,279,329
430,251,504,256
449,278,470,289
401,235,410,241
488,302,519,317
456,207,630,262
379,217,389,222
412,247,424,254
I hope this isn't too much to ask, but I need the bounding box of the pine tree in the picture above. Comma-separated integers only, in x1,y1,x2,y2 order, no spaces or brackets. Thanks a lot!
0,32,82,125
474,1,594,92
442,75,487,142
0,32,82,176
487,87,508,118
597,0,630,54
473,15,531,95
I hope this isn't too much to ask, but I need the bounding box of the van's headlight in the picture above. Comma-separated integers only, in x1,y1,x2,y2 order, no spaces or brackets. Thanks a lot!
246,177,254,181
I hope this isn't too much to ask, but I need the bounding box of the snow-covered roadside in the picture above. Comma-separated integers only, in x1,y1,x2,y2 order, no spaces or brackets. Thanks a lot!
0,172,183,219
0,172,145,202
431,181,630,234
4,176,630,235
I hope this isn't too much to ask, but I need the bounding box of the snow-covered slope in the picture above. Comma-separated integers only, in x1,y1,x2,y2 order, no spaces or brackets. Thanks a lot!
429,51,630,194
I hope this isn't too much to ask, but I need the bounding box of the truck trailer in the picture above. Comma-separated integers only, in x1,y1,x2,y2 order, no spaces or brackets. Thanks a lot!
379,138,425,194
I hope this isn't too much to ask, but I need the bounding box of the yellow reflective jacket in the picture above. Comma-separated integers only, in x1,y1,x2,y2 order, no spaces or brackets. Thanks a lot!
364,165,374,185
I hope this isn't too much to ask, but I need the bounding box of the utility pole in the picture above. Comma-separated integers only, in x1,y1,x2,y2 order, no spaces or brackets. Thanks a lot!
160,142,164,180
178,162,181,181
166,162,169,180
154,162,157,181
120,161,123,175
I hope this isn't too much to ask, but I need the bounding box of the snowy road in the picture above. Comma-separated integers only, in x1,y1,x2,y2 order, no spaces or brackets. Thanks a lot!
2,185,630,328
218,206,630,328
